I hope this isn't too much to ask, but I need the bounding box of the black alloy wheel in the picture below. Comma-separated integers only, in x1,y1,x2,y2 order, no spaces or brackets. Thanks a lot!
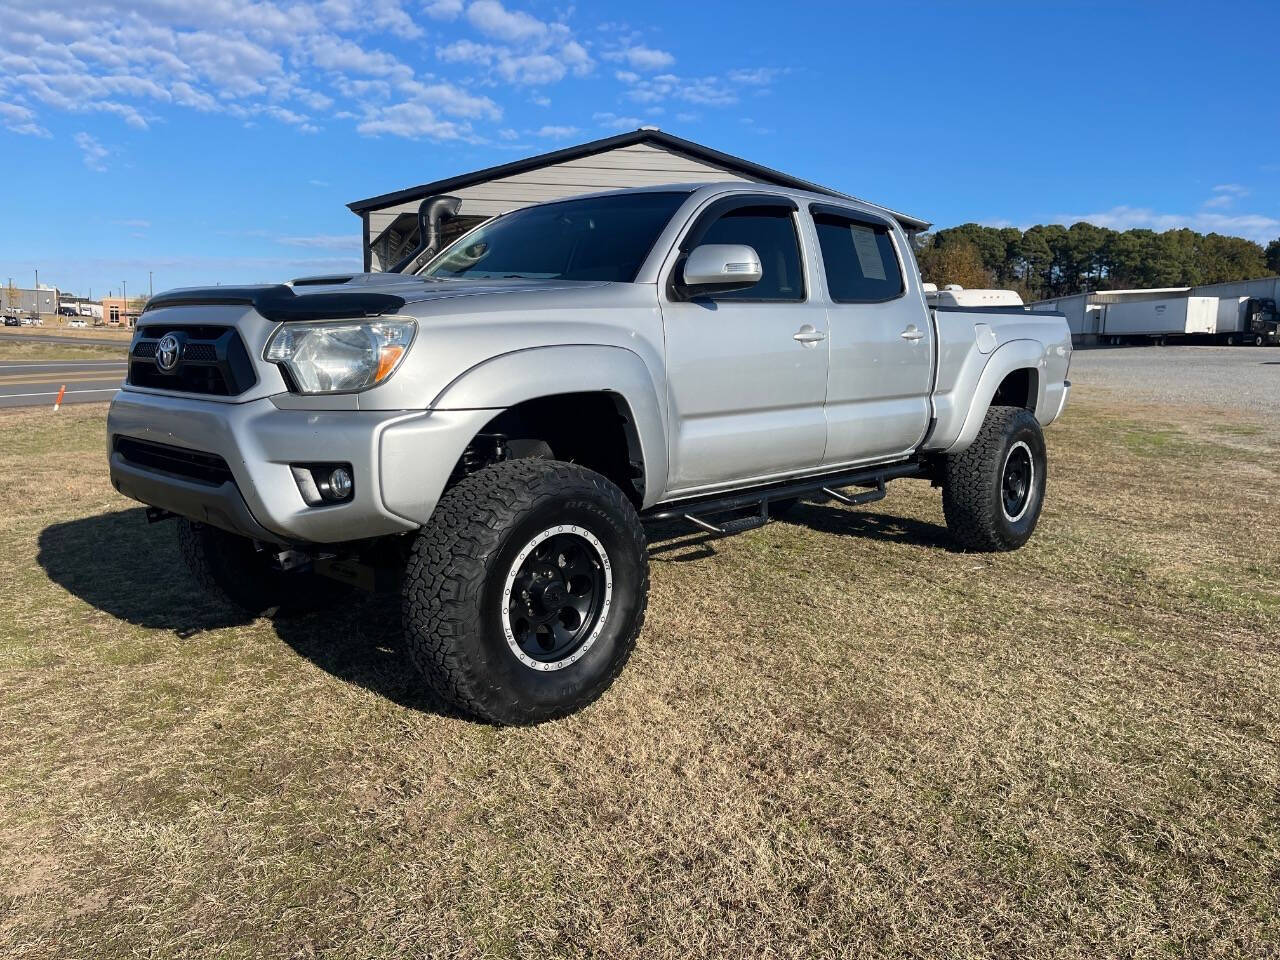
1000,441,1035,523
503,527,609,670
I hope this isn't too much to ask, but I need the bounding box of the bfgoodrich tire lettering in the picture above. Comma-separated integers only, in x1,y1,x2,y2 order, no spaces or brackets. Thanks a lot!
402,458,648,725
942,406,1048,552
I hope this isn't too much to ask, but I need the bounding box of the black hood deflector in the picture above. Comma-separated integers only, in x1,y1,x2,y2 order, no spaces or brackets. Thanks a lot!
142,285,405,321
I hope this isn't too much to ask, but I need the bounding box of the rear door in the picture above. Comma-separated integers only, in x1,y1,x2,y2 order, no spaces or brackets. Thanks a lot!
660,194,829,493
809,203,933,466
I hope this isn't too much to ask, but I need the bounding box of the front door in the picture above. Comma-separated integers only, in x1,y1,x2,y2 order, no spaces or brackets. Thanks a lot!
661,196,829,493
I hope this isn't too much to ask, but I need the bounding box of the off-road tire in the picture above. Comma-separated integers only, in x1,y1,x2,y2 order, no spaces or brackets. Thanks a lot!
402,459,648,725
177,520,339,615
942,406,1047,552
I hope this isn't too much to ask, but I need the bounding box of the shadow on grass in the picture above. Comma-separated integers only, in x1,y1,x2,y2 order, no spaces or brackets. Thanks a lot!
645,499,952,563
36,508,455,716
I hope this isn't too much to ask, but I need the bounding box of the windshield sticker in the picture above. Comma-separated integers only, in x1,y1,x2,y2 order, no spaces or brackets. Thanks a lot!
849,224,887,281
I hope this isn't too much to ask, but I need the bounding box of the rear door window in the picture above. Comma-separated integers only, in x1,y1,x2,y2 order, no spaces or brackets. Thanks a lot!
812,210,904,303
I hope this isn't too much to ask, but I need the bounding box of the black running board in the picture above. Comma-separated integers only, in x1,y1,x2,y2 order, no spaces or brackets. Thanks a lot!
644,461,923,534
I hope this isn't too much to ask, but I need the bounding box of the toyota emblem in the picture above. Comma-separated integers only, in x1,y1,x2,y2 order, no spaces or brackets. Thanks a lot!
155,333,181,372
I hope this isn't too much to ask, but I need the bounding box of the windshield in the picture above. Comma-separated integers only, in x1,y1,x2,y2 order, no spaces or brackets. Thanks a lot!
419,190,690,283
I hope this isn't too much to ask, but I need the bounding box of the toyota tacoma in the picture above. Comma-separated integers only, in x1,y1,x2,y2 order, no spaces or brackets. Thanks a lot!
107,183,1071,724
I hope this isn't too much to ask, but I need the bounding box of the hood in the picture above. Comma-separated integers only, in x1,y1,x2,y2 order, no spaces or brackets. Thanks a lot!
143,273,606,322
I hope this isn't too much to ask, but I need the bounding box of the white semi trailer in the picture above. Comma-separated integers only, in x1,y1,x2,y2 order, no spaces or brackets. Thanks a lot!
1101,296,1219,345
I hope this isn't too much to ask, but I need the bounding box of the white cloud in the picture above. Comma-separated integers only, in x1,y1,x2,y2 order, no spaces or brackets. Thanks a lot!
308,36,414,81
619,71,738,107
425,0,463,18
74,131,109,171
532,124,577,138
0,99,50,136
604,45,675,71
0,0,652,142
1058,205,1280,243
467,0,549,43
727,67,784,86
277,234,356,249
396,79,501,119
437,39,500,65
356,101,473,140
497,53,565,86
593,111,644,131
559,40,593,76
1203,183,1249,209
113,218,150,228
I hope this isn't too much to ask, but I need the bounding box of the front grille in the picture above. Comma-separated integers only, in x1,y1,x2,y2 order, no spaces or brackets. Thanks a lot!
128,325,257,396
114,437,234,486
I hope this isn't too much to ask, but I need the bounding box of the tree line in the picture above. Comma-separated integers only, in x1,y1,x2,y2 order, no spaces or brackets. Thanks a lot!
913,222,1280,302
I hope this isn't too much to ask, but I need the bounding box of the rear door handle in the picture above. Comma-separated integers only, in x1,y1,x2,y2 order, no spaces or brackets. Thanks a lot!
900,325,925,341
793,326,826,343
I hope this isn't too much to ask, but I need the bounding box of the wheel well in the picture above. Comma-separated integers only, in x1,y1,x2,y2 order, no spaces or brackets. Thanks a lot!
991,367,1038,412
450,392,645,504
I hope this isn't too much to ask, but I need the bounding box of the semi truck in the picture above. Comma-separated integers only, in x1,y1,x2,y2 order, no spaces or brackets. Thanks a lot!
1216,296,1279,346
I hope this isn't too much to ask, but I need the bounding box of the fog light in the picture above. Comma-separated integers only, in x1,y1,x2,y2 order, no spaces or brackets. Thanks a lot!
291,462,354,506
326,466,353,500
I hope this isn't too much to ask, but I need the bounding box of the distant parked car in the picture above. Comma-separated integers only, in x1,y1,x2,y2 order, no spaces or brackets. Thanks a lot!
68,318,88,328
2,315,19,326
19,317,33,326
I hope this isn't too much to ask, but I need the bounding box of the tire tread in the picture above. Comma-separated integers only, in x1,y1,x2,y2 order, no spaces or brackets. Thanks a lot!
401,459,648,724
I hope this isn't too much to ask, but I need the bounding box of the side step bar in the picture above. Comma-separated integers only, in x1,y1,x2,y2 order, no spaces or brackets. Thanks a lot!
644,461,923,535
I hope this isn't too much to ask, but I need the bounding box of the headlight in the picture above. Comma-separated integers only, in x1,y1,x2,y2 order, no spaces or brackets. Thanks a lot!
264,318,416,393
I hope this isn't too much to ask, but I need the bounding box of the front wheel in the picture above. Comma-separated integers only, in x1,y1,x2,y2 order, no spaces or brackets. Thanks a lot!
402,459,648,725
941,406,1048,552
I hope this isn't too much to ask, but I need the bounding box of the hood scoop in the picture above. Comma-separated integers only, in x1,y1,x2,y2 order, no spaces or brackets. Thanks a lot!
143,284,406,322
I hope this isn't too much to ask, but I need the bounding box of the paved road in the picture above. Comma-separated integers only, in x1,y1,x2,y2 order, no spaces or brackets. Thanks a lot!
0,330,130,349
0,358,127,408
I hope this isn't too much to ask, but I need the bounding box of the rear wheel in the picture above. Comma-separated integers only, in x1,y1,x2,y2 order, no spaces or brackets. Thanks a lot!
402,459,648,725
941,406,1048,552
177,520,338,615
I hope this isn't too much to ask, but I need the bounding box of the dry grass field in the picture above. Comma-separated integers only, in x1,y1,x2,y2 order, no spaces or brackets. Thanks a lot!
1,374,1277,957
0,340,124,362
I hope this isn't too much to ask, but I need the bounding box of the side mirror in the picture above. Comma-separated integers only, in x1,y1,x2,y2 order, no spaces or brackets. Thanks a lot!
679,244,762,297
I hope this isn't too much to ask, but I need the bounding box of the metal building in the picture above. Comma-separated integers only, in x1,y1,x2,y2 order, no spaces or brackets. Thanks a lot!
1,285,60,317
346,127,929,273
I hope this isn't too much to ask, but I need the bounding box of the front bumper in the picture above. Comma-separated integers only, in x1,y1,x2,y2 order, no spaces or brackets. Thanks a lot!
107,390,492,544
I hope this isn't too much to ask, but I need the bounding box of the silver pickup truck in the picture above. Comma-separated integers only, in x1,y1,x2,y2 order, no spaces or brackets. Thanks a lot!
107,182,1071,723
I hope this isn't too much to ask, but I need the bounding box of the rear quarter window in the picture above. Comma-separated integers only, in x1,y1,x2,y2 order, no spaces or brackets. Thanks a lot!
812,211,905,303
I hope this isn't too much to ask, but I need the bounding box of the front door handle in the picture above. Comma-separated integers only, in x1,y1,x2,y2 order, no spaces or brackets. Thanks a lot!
793,326,826,344
900,325,925,341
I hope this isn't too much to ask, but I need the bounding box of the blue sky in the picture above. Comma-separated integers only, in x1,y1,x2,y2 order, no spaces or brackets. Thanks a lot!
1,0,1277,298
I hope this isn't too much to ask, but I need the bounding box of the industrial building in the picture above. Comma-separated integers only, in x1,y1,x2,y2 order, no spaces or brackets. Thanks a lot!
347,127,928,273
1,285,60,317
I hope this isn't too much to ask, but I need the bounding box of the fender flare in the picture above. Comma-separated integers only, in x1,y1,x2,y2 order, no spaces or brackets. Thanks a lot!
947,340,1046,453
430,344,668,507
